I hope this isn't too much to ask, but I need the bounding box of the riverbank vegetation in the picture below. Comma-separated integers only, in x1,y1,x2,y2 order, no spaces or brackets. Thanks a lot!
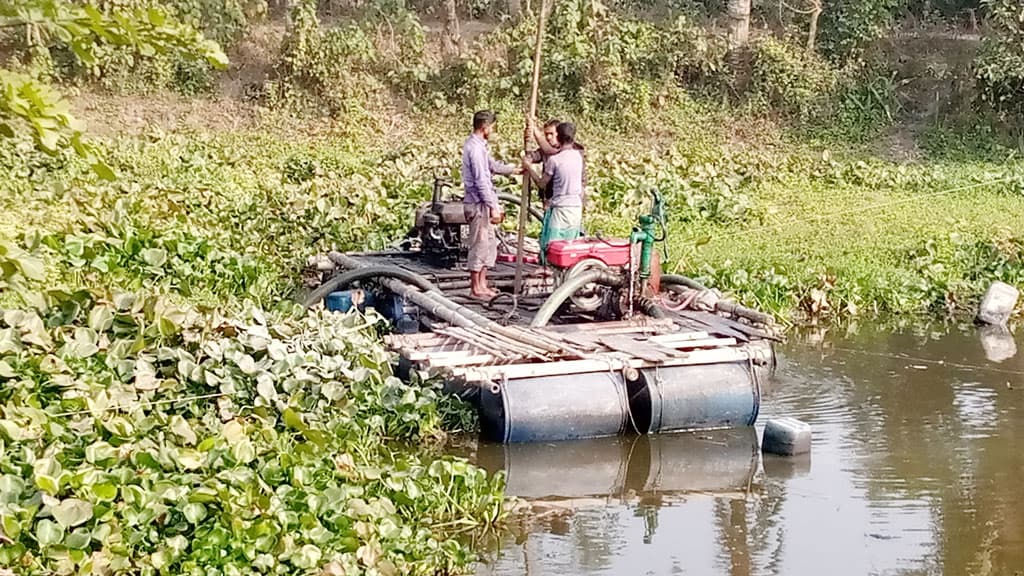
2,0,1024,572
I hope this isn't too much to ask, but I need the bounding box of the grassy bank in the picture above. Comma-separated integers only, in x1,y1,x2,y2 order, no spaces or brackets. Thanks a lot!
9,97,1022,323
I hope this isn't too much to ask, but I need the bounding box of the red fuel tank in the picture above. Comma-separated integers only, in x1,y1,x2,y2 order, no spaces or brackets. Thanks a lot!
546,238,632,269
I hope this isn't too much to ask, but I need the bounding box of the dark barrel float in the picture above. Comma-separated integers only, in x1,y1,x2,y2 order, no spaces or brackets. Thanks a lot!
478,340,774,443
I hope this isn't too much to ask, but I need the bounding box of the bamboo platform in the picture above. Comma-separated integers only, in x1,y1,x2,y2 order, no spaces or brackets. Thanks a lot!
384,319,769,384
334,252,776,385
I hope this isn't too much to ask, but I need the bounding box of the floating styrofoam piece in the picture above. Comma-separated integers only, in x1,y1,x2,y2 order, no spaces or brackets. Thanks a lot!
977,281,1019,326
762,417,811,456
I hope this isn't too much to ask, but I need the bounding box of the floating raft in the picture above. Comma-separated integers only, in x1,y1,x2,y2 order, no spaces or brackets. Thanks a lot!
385,317,774,443
315,250,778,443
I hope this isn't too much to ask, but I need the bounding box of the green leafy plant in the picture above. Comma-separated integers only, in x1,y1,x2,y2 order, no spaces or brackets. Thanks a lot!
974,0,1024,119
0,295,506,575
0,0,227,172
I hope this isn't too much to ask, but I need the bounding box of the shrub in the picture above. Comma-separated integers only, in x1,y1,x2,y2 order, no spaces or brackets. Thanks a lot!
974,0,1024,120
749,37,839,120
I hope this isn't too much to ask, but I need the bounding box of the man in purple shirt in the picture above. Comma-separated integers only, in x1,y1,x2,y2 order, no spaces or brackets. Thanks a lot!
463,110,519,299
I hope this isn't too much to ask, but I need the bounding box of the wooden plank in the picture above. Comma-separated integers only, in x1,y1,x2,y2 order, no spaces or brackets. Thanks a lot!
599,334,671,362
648,331,710,344
672,310,751,342
653,337,737,350
546,330,603,352
451,346,752,382
423,354,497,367
404,347,479,361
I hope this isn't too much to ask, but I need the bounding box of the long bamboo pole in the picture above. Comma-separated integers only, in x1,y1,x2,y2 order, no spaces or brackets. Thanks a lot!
512,0,553,299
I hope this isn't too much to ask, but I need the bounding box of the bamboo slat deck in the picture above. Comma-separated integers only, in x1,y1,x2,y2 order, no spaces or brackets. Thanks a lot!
384,318,762,384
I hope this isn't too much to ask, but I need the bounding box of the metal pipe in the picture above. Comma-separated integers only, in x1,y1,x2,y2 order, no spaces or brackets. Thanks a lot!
662,283,775,326
715,299,776,326
530,270,625,328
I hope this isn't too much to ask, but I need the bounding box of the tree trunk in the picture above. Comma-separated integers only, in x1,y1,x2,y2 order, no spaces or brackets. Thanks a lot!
727,0,752,94
806,0,822,54
508,0,523,19
727,0,751,50
442,0,461,58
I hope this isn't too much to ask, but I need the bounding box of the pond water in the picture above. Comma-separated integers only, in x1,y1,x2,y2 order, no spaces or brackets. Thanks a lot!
469,323,1024,576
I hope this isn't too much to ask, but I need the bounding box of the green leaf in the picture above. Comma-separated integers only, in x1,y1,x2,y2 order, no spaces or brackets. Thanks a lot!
142,248,168,267
203,43,230,70
53,498,93,528
65,528,92,549
36,519,64,547
92,483,118,501
33,457,61,494
2,512,22,541
170,415,197,445
91,162,117,181
147,7,166,26
282,408,306,431
293,544,322,569
88,305,114,332
182,502,207,524
85,441,117,464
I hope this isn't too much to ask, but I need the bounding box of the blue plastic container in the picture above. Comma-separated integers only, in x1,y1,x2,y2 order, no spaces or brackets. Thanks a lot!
325,290,374,313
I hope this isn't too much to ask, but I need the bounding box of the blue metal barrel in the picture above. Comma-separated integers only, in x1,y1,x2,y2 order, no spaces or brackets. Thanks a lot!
630,361,761,434
479,372,630,443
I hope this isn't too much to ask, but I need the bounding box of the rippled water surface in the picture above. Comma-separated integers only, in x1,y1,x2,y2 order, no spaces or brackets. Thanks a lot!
468,324,1024,575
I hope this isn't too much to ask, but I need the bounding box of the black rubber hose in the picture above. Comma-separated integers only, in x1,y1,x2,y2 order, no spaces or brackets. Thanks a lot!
659,274,709,291
302,265,438,310
530,270,624,328
497,192,544,222
635,296,667,319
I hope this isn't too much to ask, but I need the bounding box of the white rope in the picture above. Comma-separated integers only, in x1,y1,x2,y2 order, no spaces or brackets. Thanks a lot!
50,392,230,418
830,346,1024,376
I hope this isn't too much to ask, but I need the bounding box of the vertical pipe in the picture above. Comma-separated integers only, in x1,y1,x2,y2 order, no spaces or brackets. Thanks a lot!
513,0,553,298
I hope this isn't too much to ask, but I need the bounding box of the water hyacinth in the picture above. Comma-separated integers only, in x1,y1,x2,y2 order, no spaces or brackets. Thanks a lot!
0,291,506,575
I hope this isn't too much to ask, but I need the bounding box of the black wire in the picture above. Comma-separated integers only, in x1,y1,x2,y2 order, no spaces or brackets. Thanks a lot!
593,231,632,248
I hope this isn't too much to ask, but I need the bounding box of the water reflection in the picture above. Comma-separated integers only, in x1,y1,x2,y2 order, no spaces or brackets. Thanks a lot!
978,325,1017,363
477,429,759,502
474,325,1024,576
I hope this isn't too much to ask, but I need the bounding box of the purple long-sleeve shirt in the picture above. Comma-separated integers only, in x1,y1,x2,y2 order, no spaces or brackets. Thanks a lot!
462,133,515,210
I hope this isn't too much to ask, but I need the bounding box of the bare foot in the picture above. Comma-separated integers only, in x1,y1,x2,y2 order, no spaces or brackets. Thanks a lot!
469,291,495,301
